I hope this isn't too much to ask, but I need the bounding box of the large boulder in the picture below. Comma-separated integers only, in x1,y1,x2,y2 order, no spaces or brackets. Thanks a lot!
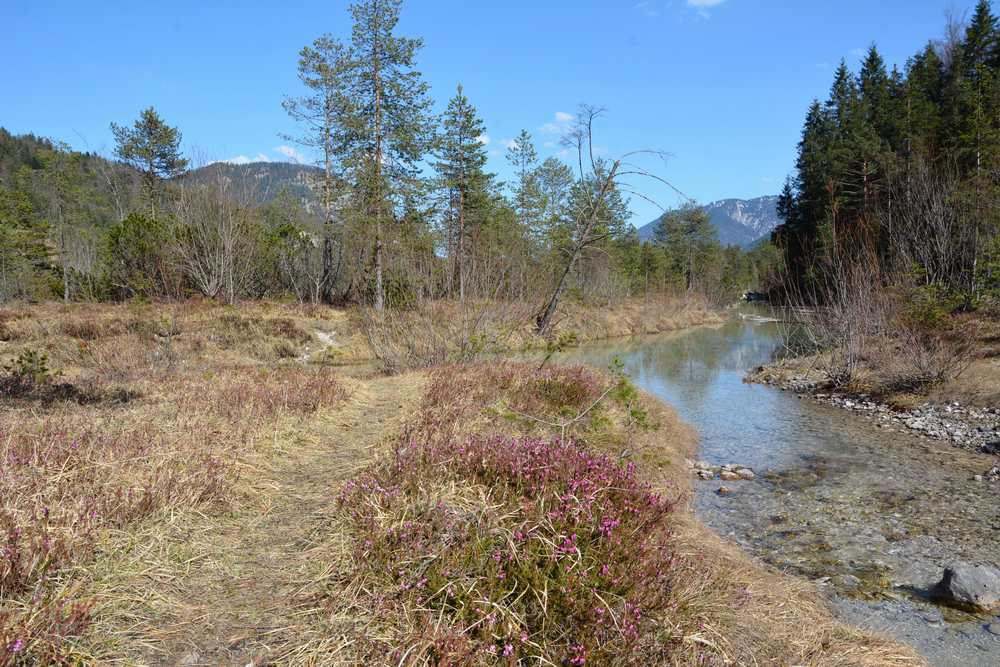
931,563,1000,612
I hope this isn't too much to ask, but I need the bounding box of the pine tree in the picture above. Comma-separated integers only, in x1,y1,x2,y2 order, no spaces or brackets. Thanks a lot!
0,184,50,300
960,1,1000,172
434,85,490,301
859,45,893,145
283,35,350,303
963,0,998,73
653,203,718,291
506,129,544,242
110,107,187,217
337,0,433,310
902,44,945,157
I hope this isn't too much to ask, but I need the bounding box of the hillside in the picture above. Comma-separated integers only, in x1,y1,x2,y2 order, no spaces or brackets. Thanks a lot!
637,195,780,248
182,160,323,213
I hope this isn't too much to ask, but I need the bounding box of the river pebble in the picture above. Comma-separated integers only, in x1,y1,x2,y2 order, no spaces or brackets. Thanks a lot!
751,368,1000,455
690,460,756,482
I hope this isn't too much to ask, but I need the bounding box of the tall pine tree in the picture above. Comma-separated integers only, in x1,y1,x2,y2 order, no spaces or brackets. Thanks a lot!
434,85,490,301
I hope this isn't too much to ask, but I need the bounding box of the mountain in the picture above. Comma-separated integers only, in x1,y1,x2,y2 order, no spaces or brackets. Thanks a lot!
182,161,324,213
181,163,781,249
636,195,780,248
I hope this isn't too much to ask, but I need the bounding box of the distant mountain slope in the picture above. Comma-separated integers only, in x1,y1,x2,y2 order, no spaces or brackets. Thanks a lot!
182,161,323,213
636,195,779,248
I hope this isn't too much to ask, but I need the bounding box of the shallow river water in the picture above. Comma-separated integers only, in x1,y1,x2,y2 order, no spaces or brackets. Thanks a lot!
558,312,1000,667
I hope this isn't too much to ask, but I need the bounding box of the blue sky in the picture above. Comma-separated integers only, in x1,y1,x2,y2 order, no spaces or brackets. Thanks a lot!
2,0,974,224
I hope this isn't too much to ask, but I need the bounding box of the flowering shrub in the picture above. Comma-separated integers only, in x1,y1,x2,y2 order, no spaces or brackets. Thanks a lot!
337,434,681,664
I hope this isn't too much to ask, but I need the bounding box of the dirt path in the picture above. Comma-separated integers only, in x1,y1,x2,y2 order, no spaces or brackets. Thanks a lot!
113,372,425,666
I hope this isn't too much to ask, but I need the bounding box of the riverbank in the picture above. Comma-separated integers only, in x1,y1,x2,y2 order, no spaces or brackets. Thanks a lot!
0,296,724,374
0,302,920,664
750,359,1000,470
560,317,999,665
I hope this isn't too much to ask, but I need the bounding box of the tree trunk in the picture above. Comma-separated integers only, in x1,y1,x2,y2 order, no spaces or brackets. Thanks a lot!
458,189,466,302
371,5,386,311
536,248,579,333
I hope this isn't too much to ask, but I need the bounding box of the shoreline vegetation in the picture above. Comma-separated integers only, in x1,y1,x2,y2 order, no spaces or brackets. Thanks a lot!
7,0,1000,659
747,309,1000,462
0,298,924,664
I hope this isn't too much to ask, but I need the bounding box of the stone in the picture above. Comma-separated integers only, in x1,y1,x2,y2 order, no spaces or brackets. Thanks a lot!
987,623,1000,636
695,469,714,480
719,470,741,481
716,486,733,496
736,467,756,480
931,563,1000,613
974,475,984,482
832,574,862,590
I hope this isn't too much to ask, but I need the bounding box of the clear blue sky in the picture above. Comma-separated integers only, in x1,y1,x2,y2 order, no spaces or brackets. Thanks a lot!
2,0,975,224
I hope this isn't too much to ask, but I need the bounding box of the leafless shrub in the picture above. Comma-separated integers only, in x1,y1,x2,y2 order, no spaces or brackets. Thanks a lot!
173,172,265,304
783,243,893,385
361,299,535,373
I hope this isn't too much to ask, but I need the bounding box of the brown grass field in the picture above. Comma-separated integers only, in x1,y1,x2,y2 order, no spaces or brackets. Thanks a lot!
0,298,922,665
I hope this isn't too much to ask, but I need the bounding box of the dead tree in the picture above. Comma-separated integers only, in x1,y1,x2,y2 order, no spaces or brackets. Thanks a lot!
535,106,683,333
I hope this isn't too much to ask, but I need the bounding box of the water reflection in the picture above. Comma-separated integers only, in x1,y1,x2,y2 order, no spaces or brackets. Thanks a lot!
558,313,1000,667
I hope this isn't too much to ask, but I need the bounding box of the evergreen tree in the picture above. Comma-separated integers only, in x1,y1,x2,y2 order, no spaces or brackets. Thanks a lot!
506,129,544,242
0,185,50,300
337,0,433,310
283,35,350,303
434,85,490,301
963,0,999,73
653,203,718,292
902,44,945,157
110,107,187,216
859,45,894,145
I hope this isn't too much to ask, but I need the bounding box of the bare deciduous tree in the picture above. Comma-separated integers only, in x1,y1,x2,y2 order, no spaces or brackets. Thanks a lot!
535,106,682,333
173,171,262,304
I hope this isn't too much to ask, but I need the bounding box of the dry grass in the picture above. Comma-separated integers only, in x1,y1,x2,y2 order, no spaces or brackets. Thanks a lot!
0,300,921,665
361,295,724,373
0,300,349,664
299,361,923,666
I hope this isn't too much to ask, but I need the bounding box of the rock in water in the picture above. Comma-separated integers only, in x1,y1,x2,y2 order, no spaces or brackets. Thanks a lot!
719,470,740,481
931,563,1000,612
716,486,733,496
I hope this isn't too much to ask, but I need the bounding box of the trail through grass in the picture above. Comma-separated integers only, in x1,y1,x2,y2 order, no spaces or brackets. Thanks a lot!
87,373,426,665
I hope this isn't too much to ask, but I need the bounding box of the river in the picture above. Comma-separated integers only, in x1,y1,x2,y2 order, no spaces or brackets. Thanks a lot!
558,309,1000,667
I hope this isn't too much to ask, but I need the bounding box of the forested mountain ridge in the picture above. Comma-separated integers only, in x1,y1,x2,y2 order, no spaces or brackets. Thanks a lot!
181,161,324,213
637,195,780,248
774,0,1000,304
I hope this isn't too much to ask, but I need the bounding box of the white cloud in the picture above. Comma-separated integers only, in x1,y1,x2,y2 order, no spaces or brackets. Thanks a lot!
502,138,518,150
540,111,575,135
223,153,270,165
477,133,491,146
687,0,724,18
849,47,865,59
274,145,306,164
